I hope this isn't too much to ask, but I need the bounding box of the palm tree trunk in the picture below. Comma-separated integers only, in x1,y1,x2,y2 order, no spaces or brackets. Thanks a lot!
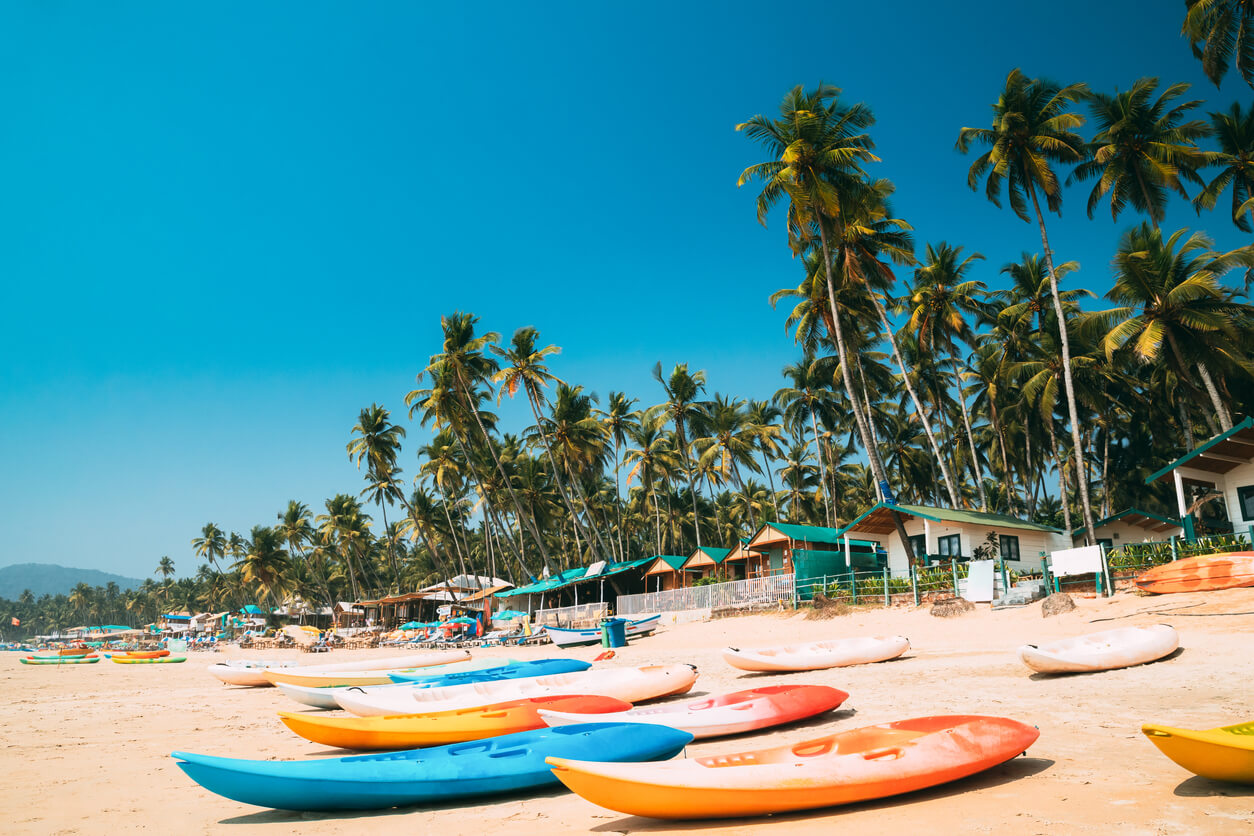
676,421,703,549
1047,422,1073,535
1027,182,1097,546
853,355,885,504
816,222,915,563
989,399,1017,515
759,445,781,521
809,411,833,527
1162,331,1227,433
1101,426,1111,518
613,434,625,562
1195,362,1234,431
378,502,401,592
523,389,604,561
949,356,988,510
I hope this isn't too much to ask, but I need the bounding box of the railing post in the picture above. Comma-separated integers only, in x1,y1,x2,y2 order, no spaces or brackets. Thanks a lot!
1170,536,1178,562
999,557,1010,601
910,562,919,606
950,559,959,596
883,565,890,606
849,571,857,605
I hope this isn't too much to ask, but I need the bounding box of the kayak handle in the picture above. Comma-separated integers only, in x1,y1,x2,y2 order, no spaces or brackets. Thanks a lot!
861,747,903,761
792,740,834,757
1144,729,1172,738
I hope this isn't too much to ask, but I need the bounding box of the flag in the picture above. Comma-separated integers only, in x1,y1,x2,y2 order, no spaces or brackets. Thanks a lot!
10,617,19,627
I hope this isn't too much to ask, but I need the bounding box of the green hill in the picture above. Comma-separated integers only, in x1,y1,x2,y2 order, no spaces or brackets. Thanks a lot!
0,563,146,600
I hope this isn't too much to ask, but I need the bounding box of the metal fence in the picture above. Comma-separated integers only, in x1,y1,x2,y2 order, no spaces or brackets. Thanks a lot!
616,573,796,616
795,561,979,605
533,602,609,628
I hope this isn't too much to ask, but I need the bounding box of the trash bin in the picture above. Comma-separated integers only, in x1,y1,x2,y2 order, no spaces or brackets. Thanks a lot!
600,618,628,648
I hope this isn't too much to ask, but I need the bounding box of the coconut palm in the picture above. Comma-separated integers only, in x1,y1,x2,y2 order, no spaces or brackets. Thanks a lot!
957,68,1098,545
235,525,291,608
623,420,682,555
155,556,175,582
348,404,407,590
745,400,785,520
774,357,840,526
652,362,709,547
1183,0,1254,89
1068,78,1211,228
1194,102,1254,232
1105,223,1254,431
191,523,225,571
599,391,639,561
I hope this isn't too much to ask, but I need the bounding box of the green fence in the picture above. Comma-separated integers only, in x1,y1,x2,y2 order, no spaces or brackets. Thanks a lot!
795,559,975,606
1107,530,1252,575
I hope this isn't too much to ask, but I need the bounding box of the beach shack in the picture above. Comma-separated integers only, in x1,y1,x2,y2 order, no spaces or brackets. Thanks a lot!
1145,416,1254,539
724,539,769,579
494,557,654,617
682,546,733,582
743,522,878,586
642,555,690,592
836,503,1070,574
1072,508,1184,550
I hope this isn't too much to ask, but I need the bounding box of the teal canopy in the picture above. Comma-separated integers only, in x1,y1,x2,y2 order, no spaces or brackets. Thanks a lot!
399,621,430,630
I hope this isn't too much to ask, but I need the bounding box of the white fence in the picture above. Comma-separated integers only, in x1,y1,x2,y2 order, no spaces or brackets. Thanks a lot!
617,573,796,616
534,602,609,628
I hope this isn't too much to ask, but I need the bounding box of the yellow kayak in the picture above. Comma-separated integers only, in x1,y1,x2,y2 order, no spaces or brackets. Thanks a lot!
1142,721,1254,783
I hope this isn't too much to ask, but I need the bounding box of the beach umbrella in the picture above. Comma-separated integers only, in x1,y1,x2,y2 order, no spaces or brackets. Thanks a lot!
399,621,424,630
448,616,477,625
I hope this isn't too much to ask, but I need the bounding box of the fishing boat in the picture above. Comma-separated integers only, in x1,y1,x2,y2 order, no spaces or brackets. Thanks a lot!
172,723,693,812
545,615,661,648
1017,624,1178,674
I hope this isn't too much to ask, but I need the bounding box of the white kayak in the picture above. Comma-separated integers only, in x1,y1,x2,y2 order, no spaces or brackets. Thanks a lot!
262,650,472,687
208,660,299,687
334,664,699,717
1017,624,1179,674
275,659,519,709
723,636,910,672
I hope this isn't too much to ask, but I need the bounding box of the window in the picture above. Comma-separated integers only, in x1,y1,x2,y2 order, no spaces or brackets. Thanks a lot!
999,535,1021,562
1238,486,1254,521
937,534,962,558
907,534,927,559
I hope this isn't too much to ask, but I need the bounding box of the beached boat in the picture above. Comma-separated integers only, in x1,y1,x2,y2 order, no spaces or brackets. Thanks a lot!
1134,553,1254,594
1143,720,1254,783
548,714,1040,819
173,722,693,812
334,664,699,717
261,649,472,687
540,684,848,739
112,654,187,664
108,650,169,659
544,615,660,648
208,659,301,687
30,647,91,658
20,654,100,665
722,636,910,672
1017,624,1179,674
280,695,633,750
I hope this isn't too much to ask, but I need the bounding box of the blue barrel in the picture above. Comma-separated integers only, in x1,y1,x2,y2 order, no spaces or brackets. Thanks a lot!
602,617,628,648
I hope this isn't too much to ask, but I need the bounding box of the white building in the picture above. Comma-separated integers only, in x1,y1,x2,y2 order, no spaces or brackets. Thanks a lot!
1146,417,1254,539
1071,509,1183,550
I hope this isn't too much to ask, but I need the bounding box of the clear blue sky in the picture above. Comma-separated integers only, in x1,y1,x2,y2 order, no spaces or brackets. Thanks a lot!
1,2,1247,582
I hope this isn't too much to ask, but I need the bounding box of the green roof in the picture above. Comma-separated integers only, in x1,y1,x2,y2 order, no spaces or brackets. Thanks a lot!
648,555,689,572
756,521,847,545
1145,416,1254,484
841,503,1064,535
1070,508,1181,537
690,547,732,564
495,556,657,598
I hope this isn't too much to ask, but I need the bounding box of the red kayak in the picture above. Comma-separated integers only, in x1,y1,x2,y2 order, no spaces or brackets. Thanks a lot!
1135,553,1254,594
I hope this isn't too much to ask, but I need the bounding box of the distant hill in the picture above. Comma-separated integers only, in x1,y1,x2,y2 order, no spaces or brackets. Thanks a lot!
0,563,146,600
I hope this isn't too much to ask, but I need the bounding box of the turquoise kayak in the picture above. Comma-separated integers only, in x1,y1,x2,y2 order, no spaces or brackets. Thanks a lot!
173,722,692,811
386,657,589,684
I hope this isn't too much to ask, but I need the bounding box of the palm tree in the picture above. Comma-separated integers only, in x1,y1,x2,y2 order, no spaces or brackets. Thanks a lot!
694,394,764,527
1069,78,1211,228
191,523,225,571
957,68,1098,545
155,556,175,582
235,525,291,609
652,362,709,547
600,391,639,562
774,357,839,526
745,399,785,520
908,241,990,509
539,383,613,562
347,403,407,590
1105,223,1254,431
623,420,682,555
1194,102,1254,232
1183,0,1254,89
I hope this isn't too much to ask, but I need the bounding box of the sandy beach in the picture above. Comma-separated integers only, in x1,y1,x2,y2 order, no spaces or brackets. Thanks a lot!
5,590,1253,835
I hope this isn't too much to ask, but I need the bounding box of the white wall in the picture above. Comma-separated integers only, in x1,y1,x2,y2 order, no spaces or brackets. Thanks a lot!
841,517,1067,575
1072,518,1183,549
1220,460,1254,533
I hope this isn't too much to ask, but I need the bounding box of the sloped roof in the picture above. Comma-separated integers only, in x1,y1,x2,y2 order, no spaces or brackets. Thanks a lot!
644,555,689,574
685,547,733,567
840,503,1064,536
1072,508,1182,537
1146,416,1254,483
747,522,847,547
496,557,655,597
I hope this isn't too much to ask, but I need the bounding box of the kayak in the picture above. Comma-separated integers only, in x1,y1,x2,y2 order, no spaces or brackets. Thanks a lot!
279,695,633,750
540,684,848,739
112,655,187,664
549,714,1040,819
29,648,93,659
1018,624,1178,674
723,636,910,672
277,659,586,710
1135,553,1254,594
262,650,473,687
335,664,699,717
208,660,301,687
20,655,100,665
546,615,661,648
173,722,693,812
1143,720,1254,783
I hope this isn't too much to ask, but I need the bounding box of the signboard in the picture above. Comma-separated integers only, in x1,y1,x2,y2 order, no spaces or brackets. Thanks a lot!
1049,546,1104,578
963,560,996,602
583,560,607,578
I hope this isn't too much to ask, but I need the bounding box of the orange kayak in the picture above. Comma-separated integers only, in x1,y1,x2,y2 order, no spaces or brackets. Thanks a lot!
111,650,170,659
549,714,1040,819
1134,553,1254,594
279,694,632,750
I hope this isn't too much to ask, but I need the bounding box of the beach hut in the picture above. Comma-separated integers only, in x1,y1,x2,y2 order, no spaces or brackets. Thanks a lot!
744,522,870,582
1072,508,1184,550
724,539,769,578
835,503,1070,575
642,555,689,592
682,546,733,582
1145,416,1254,539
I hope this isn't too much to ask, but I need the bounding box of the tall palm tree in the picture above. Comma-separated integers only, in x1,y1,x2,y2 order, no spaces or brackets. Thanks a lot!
745,400,785,521
1069,78,1211,228
908,241,990,509
694,394,764,527
155,556,175,582
1105,223,1254,431
191,523,225,571
1194,102,1254,232
235,525,291,609
1183,0,1254,89
276,501,330,610
599,391,639,562
774,357,839,526
652,362,709,547
347,404,407,590
957,68,1098,545
539,383,613,562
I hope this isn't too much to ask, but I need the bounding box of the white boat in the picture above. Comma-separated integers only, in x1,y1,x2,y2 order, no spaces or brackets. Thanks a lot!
334,664,698,717
275,659,519,709
1017,624,1179,674
722,636,910,672
208,660,299,687
545,615,661,648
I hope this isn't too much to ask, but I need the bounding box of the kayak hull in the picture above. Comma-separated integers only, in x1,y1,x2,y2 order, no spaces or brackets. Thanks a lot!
539,684,848,739
173,722,693,811
279,695,633,750
1018,624,1178,674
549,714,1039,819
1143,721,1254,783
21,655,100,665
263,650,474,687
112,655,187,664
723,636,910,672
209,660,299,687
1134,553,1254,594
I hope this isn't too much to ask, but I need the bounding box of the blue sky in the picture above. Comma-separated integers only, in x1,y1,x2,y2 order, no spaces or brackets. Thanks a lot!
1,2,1249,582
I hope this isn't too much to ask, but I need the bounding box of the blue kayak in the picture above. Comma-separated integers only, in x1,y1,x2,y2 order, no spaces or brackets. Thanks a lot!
386,657,589,685
173,722,692,811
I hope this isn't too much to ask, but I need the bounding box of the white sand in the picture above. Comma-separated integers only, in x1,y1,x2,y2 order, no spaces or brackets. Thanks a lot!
4,588,1253,834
